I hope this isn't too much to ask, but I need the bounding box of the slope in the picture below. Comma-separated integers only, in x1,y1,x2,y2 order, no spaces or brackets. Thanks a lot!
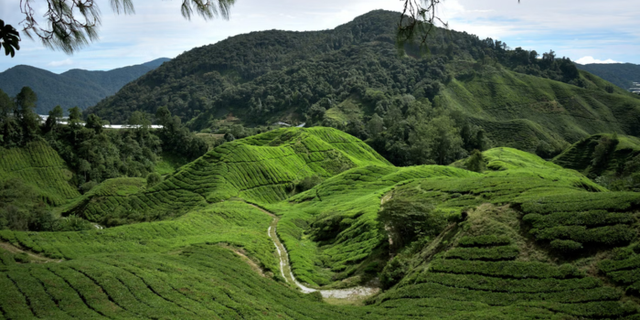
0,201,376,319
63,127,390,226
2,129,640,318
364,147,640,319
437,67,640,152
0,58,170,114
273,147,612,288
0,140,79,206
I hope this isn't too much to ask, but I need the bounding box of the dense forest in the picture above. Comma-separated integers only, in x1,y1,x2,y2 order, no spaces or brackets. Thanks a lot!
86,10,640,168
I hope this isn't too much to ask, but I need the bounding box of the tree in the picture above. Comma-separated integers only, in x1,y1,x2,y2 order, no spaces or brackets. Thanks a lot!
85,113,104,134
68,106,83,129
6,0,235,57
15,87,40,143
399,0,521,51
377,198,446,251
0,20,20,57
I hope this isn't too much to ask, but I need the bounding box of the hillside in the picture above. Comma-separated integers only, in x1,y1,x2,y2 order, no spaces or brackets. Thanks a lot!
0,58,170,114
577,62,640,90
62,127,389,226
86,10,640,159
3,130,640,318
0,140,79,206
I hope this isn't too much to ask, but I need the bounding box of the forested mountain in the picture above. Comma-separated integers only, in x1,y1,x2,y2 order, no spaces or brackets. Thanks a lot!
576,62,640,90
87,10,640,165
0,58,170,114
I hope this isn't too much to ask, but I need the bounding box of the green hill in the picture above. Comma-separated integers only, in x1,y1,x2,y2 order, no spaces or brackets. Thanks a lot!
437,67,640,152
0,140,79,206
0,58,170,114
3,139,640,318
63,127,390,226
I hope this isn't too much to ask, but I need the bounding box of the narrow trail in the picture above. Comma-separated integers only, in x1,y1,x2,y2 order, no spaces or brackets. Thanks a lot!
247,203,379,299
0,242,63,263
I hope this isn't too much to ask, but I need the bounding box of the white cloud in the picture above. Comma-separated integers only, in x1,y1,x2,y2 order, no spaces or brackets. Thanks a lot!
575,56,620,64
1,0,639,73
48,59,74,67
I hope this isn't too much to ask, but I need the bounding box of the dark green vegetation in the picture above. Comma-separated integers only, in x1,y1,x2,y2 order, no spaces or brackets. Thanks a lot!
2,125,640,319
576,62,640,90
554,133,640,191
0,58,170,114
87,10,640,167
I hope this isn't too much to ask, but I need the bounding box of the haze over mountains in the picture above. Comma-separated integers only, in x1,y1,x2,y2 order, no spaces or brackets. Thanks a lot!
0,58,170,114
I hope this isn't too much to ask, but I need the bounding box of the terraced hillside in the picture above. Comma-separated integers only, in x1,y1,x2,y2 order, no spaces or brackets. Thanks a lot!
362,148,640,318
2,129,640,319
0,140,79,206
438,68,640,152
274,148,618,288
553,133,640,173
0,201,377,319
63,127,389,226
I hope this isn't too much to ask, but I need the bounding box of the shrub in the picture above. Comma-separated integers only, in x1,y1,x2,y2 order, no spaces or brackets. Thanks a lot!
146,172,162,188
465,149,486,173
550,239,583,252
380,255,408,290
458,235,511,247
378,198,447,250
295,175,323,193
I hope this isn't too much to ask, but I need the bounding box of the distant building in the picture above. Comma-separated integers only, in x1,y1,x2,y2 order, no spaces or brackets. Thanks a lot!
630,82,640,94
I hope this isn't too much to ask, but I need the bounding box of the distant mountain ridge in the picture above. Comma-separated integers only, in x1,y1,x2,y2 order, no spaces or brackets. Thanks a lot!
0,58,170,114
576,62,640,90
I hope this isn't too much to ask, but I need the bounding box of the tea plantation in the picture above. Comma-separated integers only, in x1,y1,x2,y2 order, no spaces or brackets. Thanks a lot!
0,141,79,206
2,127,640,319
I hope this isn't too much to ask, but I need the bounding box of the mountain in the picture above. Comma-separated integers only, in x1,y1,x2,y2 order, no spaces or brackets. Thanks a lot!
576,62,640,90
87,10,640,159
0,58,170,114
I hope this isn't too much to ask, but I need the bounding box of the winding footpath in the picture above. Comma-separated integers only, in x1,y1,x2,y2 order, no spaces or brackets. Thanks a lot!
249,204,379,299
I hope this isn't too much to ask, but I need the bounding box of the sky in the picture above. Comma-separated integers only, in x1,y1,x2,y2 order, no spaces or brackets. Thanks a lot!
1,0,639,73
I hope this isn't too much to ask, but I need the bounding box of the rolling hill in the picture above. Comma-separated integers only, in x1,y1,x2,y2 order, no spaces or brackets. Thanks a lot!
0,58,170,114
2,129,640,319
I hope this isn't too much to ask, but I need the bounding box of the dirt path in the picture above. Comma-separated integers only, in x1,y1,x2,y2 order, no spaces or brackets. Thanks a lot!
247,203,379,299
0,242,63,263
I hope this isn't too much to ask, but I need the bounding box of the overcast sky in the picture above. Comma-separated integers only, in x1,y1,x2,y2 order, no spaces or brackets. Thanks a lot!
1,0,639,73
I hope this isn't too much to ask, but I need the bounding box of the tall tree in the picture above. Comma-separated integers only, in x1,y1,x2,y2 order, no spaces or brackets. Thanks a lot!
15,87,40,143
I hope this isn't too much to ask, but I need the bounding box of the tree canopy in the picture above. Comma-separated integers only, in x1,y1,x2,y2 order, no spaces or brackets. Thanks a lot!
2,0,235,57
